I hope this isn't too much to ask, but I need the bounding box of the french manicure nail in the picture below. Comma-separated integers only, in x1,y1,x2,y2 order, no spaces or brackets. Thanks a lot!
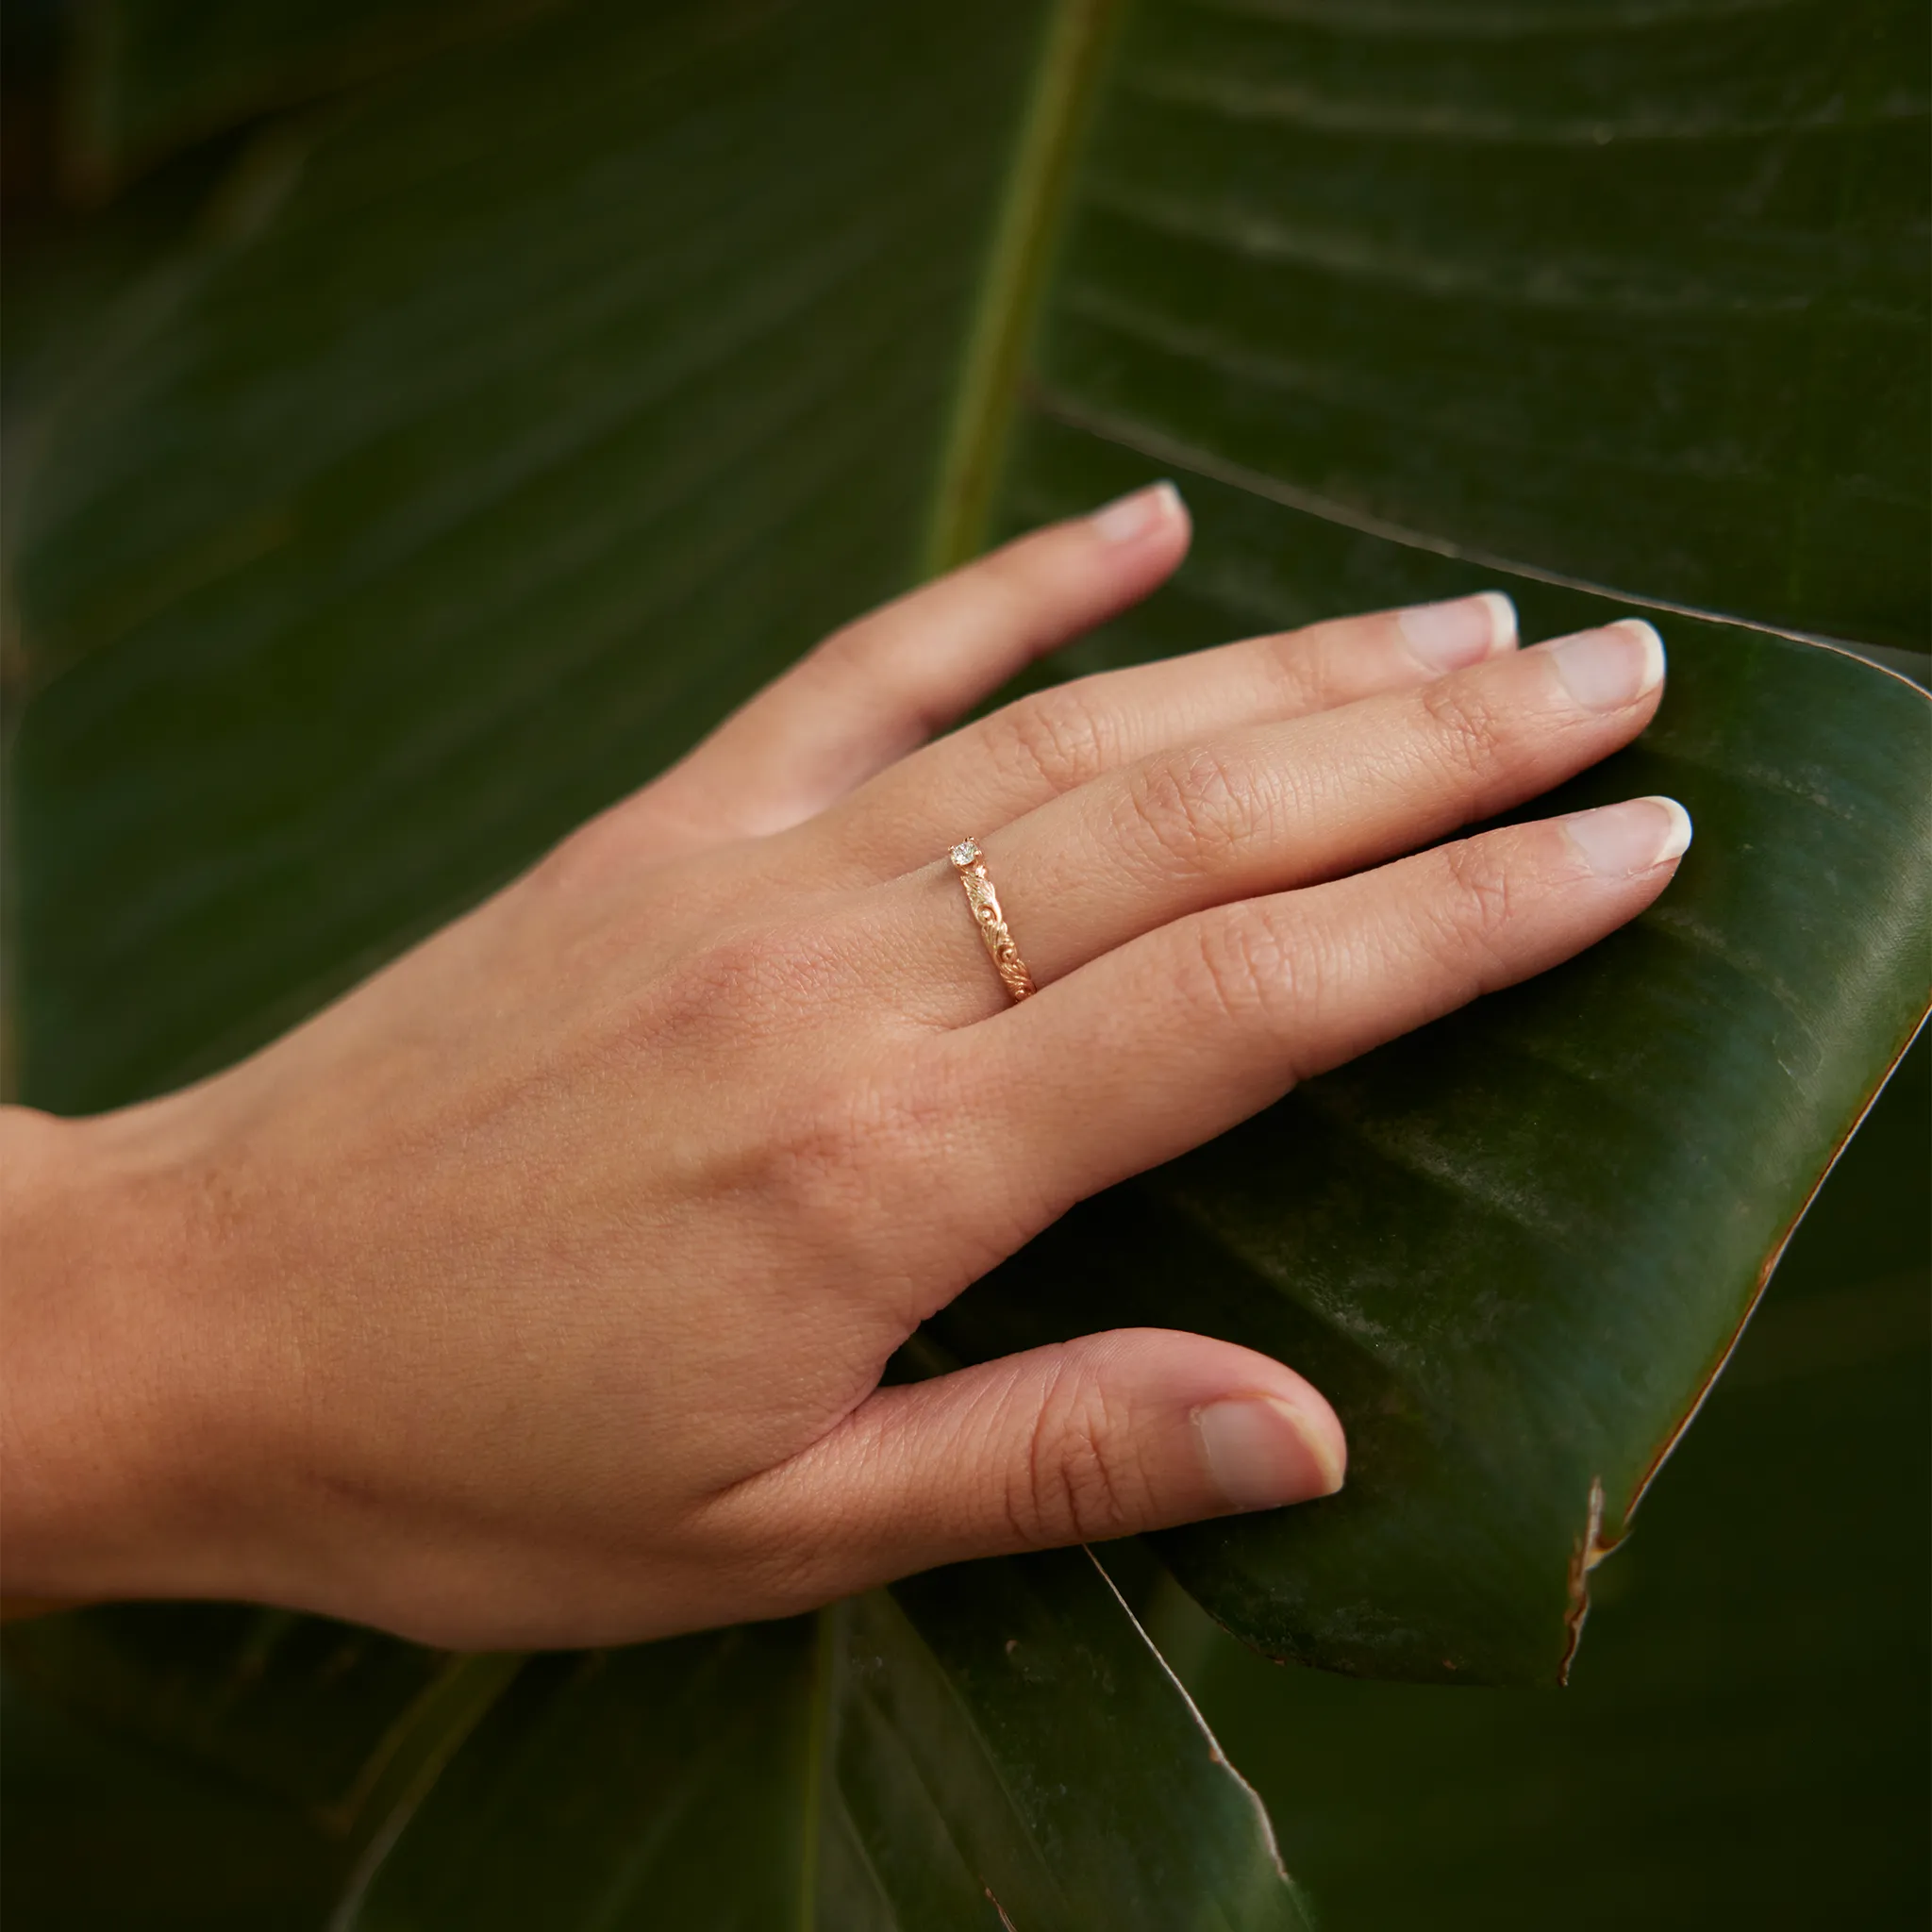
1196,1395,1345,1510
1396,591,1517,671
1564,796,1693,875
1546,618,1666,711
1090,479,1182,544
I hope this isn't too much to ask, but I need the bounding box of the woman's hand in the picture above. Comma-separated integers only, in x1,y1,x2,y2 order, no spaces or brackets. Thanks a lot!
0,484,1689,1648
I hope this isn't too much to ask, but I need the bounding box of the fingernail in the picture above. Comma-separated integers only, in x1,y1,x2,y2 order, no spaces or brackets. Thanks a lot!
1196,1395,1345,1510
1563,795,1693,875
1396,590,1517,671
1545,618,1666,711
1090,479,1182,544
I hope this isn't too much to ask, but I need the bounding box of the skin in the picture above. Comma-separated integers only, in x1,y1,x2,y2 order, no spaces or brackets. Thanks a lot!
0,483,1690,1649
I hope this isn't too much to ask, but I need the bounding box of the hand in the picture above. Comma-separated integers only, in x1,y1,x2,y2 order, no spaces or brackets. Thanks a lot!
0,484,1688,1648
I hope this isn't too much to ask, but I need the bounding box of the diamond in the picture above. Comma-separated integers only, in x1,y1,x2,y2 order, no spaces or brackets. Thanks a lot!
949,839,982,868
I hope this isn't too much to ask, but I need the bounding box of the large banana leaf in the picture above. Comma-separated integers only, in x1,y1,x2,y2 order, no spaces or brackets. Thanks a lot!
5,1555,1309,1930
938,457,1930,1682
4,0,1927,1920
338,1553,1306,1931
0,1673,342,1932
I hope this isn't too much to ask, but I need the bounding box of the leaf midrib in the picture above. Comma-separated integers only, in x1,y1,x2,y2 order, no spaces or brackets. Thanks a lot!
919,0,1126,575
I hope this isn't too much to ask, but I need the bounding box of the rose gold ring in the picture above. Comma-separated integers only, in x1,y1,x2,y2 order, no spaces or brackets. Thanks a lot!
948,839,1036,1003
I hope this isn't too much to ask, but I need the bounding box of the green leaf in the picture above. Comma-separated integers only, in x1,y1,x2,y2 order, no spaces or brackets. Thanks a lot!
0,1603,474,1823
921,0,1932,1678
1162,1042,1931,1927
334,1553,1305,1927
930,439,1932,1681
2,1562,1306,1929
336,1624,822,1928
0,1665,345,1932
1037,0,1929,650
832,1554,1305,1930
58,0,570,197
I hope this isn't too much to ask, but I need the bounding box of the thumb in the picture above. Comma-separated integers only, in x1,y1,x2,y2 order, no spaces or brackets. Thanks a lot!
758,1329,1345,1592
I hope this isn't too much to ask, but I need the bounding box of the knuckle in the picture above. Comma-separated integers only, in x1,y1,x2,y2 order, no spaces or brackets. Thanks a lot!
761,1070,949,1274
1256,624,1334,708
633,921,842,1057
673,924,802,1014
990,684,1119,794
1003,1357,1146,1545
770,1074,894,1201
1432,839,1522,967
1184,906,1299,1030
1118,744,1257,873
1416,675,1517,791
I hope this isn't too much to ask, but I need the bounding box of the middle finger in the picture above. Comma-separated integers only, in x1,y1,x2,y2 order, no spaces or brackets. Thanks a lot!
823,590,1518,877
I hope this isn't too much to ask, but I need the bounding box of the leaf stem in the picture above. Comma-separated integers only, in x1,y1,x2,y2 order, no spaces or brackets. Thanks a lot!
796,1602,842,1930
919,0,1124,575
325,1650,527,1928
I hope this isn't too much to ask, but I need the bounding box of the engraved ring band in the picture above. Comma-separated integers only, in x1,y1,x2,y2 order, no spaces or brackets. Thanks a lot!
947,839,1036,1004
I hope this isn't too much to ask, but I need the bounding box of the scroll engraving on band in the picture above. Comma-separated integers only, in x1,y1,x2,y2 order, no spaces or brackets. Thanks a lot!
948,839,1036,1002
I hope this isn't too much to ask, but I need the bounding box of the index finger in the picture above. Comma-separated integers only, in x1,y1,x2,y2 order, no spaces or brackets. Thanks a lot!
642,484,1191,843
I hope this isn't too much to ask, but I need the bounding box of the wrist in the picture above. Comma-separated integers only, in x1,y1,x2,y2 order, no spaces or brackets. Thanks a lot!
0,1096,270,1607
